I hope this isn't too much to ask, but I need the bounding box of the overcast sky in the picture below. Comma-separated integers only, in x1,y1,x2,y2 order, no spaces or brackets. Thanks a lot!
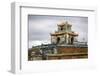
28,15,88,48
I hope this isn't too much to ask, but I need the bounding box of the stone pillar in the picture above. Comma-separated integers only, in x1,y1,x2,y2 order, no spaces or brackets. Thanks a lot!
68,35,71,44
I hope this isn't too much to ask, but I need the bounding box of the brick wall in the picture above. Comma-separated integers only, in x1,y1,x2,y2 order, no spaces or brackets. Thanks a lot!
47,47,88,60
57,47,88,54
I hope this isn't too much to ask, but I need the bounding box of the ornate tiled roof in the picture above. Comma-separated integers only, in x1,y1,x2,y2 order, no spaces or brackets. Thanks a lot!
57,21,72,26
50,31,78,36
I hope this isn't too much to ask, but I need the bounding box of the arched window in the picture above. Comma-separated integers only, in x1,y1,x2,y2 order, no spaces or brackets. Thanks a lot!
61,27,63,30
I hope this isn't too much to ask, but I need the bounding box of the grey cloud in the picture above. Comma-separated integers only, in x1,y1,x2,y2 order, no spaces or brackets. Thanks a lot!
28,15,88,42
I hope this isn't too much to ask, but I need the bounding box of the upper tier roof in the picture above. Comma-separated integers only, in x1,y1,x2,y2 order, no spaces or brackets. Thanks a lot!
57,21,72,26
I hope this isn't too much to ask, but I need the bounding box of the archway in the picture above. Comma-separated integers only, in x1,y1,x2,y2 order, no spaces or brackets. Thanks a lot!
71,36,74,44
57,37,60,44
